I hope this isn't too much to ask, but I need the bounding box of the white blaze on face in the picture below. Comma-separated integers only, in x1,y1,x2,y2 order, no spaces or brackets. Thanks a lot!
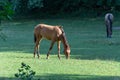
65,49,70,58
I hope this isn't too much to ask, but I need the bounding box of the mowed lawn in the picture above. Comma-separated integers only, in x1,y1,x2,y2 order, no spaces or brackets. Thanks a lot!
0,18,120,80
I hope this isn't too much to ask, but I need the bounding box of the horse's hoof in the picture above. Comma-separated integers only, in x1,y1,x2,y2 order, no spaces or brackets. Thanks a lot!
58,57,61,60
46,57,49,59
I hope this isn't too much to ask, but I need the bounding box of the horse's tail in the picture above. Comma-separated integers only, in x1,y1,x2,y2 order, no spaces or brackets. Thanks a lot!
34,33,36,43
108,14,112,27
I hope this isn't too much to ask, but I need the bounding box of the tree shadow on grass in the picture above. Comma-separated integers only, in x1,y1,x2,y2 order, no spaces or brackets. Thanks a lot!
0,74,120,80
0,77,16,80
70,47,120,61
36,74,120,80
71,53,120,61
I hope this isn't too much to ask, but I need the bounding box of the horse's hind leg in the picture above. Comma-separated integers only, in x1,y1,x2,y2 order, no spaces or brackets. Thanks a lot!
46,41,55,59
34,40,39,58
34,36,42,58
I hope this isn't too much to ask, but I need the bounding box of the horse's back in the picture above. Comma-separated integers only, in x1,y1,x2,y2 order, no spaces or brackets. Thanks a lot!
34,24,62,40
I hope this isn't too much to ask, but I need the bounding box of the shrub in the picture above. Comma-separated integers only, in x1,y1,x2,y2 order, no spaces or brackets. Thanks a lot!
15,62,36,80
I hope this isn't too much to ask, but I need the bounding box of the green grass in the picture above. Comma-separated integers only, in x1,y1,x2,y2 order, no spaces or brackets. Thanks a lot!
0,18,120,80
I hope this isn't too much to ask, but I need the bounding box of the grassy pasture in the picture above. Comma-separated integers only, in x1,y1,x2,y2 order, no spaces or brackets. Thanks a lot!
0,18,120,80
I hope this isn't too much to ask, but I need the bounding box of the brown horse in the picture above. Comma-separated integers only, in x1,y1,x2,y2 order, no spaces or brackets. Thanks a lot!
34,24,70,59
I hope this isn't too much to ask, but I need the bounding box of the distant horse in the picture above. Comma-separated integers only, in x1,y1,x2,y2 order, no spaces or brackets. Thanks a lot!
105,13,114,38
34,24,70,59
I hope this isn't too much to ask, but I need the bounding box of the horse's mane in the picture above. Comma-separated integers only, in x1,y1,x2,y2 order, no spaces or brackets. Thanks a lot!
58,26,70,47
58,26,65,34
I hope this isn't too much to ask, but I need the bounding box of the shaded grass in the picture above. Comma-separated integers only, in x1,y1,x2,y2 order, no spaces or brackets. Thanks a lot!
0,18,120,80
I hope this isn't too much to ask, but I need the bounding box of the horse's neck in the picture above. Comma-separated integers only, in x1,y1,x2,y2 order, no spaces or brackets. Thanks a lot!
61,33,69,49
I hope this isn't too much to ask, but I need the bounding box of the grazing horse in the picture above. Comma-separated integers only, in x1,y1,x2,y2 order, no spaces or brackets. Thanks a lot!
105,13,114,38
34,24,70,59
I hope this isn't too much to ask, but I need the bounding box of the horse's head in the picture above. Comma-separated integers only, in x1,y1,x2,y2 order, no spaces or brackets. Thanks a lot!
64,45,70,59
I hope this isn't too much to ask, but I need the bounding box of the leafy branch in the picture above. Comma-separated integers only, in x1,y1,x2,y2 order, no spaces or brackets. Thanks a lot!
15,62,36,80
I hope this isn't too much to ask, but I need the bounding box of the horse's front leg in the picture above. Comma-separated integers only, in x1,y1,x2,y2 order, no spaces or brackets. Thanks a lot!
46,41,55,59
57,41,61,59
34,46,36,58
36,44,40,58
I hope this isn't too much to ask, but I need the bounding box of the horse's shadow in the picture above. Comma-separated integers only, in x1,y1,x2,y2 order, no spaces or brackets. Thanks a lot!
35,74,119,80
0,74,119,80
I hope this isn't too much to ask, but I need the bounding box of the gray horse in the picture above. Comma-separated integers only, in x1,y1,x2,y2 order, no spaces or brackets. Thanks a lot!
105,13,114,38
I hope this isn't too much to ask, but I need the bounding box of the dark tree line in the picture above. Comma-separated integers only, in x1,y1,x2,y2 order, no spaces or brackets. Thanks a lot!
1,0,120,17
42,0,120,16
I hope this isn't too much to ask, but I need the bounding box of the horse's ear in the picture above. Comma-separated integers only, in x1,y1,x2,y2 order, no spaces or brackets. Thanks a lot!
58,25,63,28
59,25,65,33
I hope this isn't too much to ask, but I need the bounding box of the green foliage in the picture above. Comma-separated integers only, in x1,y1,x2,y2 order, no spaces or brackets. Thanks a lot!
41,0,118,16
115,0,120,5
15,62,36,80
28,0,43,9
60,0,80,13
11,0,43,15
0,1,14,20
15,0,29,14
0,1,14,40
3,0,120,17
